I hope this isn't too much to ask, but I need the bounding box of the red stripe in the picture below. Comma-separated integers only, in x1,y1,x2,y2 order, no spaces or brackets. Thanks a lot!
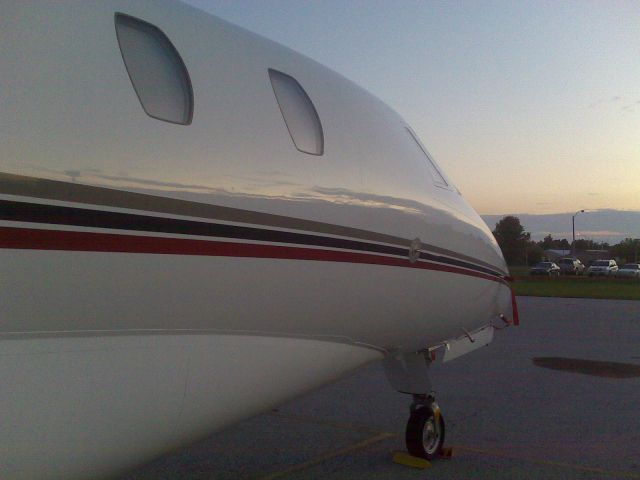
0,227,508,285
511,287,520,326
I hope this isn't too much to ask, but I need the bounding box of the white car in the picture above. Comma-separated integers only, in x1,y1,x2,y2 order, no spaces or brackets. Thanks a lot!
587,259,619,277
616,263,640,279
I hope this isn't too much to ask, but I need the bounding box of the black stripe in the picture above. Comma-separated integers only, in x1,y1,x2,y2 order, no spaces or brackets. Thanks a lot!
419,251,502,278
0,200,505,279
0,200,406,254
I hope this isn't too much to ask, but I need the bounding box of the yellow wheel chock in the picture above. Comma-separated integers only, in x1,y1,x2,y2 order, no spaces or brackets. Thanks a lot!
392,451,432,469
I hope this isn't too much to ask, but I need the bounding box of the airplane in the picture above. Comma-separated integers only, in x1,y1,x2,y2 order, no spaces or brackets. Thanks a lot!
0,1,517,478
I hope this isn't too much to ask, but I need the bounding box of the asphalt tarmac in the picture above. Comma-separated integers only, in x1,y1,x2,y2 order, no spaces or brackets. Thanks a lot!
122,297,640,479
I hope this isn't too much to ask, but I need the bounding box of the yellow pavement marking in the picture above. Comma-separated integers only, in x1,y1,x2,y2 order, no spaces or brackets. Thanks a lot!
258,432,394,480
454,445,640,479
264,413,640,479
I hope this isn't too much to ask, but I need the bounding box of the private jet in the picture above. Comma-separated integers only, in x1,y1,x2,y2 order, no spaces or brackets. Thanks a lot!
0,1,517,478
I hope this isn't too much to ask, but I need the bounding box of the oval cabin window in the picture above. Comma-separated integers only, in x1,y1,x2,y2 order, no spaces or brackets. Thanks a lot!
115,13,193,125
269,69,324,155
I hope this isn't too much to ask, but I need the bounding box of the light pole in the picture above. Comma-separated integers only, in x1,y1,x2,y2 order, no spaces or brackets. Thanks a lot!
572,209,585,256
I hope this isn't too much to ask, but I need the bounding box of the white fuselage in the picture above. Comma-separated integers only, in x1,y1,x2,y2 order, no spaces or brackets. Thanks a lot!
0,1,512,478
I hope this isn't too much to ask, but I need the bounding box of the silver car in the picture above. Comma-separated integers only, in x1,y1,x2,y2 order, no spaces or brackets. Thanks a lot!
616,263,640,279
586,259,618,277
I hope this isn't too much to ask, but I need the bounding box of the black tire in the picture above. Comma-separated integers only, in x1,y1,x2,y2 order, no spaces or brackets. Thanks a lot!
405,406,445,460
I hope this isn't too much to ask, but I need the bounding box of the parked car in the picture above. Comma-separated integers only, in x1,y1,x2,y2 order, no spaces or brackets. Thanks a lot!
558,258,585,275
530,262,560,276
616,263,640,279
586,259,618,277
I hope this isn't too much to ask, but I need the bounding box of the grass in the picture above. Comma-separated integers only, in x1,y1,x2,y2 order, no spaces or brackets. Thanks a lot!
508,266,640,300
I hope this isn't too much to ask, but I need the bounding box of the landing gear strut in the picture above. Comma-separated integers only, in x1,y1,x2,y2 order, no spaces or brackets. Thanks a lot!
382,352,446,459
405,393,445,460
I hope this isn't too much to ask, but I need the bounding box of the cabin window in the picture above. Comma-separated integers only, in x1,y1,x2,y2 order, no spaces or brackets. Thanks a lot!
406,128,448,187
269,69,324,155
115,13,193,125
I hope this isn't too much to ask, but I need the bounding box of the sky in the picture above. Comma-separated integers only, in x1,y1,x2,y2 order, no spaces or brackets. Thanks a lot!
182,0,639,216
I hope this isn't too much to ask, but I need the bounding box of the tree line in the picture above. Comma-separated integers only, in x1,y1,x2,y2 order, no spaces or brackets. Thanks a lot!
491,215,640,266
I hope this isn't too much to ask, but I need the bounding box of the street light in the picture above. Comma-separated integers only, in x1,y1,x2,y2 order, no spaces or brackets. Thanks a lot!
572,209,585,255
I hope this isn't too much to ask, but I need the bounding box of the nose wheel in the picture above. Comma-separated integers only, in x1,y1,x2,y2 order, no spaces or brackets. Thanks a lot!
405,394,445,460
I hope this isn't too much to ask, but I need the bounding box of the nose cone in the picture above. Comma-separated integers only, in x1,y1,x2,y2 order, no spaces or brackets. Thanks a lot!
457,202,509,277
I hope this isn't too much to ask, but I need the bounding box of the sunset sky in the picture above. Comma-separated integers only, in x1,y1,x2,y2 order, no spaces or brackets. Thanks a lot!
184,0,639,216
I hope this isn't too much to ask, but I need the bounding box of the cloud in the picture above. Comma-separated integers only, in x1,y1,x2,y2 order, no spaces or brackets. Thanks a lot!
481,210,640,243
578,230,625,238
589,96,638,111
531,230,624,240
589,97,621,108
621,98,640,112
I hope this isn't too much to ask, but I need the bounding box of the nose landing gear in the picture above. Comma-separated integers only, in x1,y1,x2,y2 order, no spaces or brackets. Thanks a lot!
405,394,445,460
382,351,447,461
